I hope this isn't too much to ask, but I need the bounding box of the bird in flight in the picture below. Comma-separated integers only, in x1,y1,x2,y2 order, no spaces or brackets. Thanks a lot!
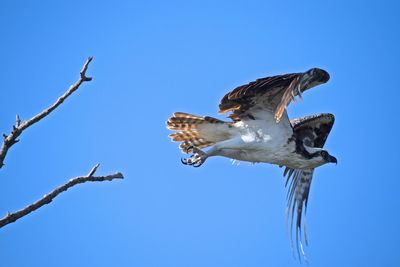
166,68,336,261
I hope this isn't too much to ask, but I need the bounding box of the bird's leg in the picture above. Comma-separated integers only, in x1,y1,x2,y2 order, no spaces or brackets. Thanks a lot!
181,146,208,167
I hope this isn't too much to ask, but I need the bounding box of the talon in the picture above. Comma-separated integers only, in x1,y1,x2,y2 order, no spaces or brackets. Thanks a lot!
193,161,203,167
180,146,207,168
186,146,194,153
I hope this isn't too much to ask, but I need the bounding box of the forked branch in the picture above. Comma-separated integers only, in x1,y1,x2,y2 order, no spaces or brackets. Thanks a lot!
0,57,93,169
0,164,124,228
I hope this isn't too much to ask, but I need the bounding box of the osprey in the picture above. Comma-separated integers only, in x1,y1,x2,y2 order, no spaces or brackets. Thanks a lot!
166,68,336,261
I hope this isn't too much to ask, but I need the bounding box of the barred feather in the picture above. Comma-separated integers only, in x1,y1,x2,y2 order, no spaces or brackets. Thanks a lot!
166,112,233,153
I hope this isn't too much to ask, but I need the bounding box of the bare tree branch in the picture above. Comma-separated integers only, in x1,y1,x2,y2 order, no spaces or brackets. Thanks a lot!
0,164,124,228
0,57,94,169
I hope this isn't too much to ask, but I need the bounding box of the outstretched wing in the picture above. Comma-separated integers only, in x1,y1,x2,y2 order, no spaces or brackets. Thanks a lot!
218,68,330,123
291,113,335,148
284,113,335,261
285,168,314,262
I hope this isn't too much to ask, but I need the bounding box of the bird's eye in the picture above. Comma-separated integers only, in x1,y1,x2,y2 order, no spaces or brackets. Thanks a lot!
321,151,327,158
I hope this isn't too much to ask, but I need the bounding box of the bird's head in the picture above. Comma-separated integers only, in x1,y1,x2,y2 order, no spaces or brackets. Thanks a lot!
319,150,337,165
305,146,337,167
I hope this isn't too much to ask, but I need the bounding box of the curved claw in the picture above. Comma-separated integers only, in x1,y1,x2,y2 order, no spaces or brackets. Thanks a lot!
193,161,203,167
180,146,207,168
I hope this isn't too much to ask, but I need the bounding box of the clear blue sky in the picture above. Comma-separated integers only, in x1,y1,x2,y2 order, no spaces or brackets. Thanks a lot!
1,1,399,266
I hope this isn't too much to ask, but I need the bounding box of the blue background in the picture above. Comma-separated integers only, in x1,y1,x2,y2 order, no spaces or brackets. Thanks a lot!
1,1,399,266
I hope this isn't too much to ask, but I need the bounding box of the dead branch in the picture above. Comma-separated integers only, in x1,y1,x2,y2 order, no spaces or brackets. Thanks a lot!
0,57,93,169
0,164,124,228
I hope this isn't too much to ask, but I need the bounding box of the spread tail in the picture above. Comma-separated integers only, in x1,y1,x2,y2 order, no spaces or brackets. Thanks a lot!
166,112,234,153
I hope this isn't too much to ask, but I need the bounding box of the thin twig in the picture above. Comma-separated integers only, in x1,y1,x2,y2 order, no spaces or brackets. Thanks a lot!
0,164,124,228
0,57,94,169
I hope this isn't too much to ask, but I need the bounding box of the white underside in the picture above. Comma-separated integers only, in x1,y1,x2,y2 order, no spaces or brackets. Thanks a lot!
206,109,324,169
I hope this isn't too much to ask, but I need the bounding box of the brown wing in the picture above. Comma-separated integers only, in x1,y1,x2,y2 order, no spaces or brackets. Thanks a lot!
283,113,335,261
291,113,335,148
285,168,314,262
218,68,330,122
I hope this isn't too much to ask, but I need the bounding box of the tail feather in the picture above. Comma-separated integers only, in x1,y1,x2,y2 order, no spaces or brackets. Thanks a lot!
167,112,226,130
167,112,234,153
169,131,200,142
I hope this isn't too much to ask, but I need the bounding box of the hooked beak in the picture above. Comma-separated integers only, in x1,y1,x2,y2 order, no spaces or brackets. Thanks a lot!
328,155,337,165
